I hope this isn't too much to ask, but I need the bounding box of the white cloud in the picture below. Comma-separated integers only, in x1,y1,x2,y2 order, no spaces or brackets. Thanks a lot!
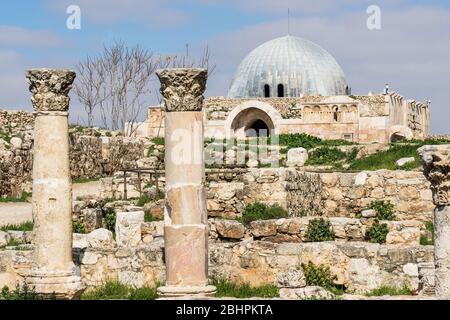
43,0,191,27
204,6,450,133
0,26,63,47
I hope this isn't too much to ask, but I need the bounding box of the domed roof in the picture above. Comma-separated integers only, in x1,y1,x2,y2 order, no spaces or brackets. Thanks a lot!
228,35,348,98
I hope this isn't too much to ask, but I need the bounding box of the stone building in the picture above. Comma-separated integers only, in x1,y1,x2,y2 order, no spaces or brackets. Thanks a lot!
134,35,430,144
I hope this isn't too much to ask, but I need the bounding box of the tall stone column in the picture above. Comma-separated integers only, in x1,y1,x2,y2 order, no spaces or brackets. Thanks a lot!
156,68,216,297
418,144,450,297
25,69,84,299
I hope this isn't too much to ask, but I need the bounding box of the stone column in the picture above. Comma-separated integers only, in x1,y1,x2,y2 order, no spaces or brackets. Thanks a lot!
156,68,216,297
25,69,84,299
418,144,450,297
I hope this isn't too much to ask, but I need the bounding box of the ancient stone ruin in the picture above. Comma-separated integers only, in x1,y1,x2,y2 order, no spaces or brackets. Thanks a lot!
0,66,450,301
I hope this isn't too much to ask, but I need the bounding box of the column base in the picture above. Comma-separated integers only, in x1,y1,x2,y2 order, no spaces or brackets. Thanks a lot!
26,269,85,300
157,285,216,298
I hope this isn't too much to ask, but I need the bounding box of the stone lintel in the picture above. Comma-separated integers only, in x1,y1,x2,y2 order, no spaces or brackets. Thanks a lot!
26,68,76,112
156,68,207,112
418,144,450,206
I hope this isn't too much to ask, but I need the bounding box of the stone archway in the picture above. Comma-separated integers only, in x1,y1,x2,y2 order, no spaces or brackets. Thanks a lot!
225,101,282,138
388,125,414,142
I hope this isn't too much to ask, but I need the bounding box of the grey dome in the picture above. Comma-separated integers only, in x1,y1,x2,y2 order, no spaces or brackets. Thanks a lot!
228,35,348,98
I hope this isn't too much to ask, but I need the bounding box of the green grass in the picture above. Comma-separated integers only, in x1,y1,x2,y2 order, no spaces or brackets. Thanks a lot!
72,219,87,234
212,278,279,298
365,285,412,297
349,144,421,171
80,281,159,300
238,202,288,224
1,283,55,300
73,177,100,184
0,192,31,203
0,221,34,232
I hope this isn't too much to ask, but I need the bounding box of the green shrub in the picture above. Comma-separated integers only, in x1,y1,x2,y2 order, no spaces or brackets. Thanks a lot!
370,200,395,220
239,202,288,224
420,221,434,246
278,133,322,150
306,147,347,165
81,281,159,300
0,221,34,232
147,145,155,157
0,283,54,300
73,220,87,234
144,212,163,222
306,218,335,242
151,137,165,145
301,261,343,294
104,209,116,232
212,278,279,298
366,220,389,244
366,285,412,297
136,194,151,207
6,238,23,247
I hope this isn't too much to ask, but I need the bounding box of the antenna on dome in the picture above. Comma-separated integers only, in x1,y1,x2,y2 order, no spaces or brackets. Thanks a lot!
288,8,291,35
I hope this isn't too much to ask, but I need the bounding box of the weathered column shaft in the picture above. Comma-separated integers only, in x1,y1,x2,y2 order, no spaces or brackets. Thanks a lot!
26,69,83,299
419,144,450,297
156,68,215,297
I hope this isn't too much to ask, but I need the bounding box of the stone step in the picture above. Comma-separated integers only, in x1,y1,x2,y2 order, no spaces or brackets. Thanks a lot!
208,217,427,245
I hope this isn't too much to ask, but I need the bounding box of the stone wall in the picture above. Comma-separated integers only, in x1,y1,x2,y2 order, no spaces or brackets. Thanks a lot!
0,110,34,130
0,235,434,295
1,133,146,198
101,168,434,222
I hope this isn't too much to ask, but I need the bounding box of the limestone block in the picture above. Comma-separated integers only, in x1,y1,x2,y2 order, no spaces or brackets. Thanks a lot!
403,263,419,277
277,268,306,288
386,227,421,245
396,157,415,167
119,270,144,288
250,220,278,237
279,286,335,300
0,231,11,248
286,148,308,167
87,228,115,250
10,137,23,149
82,208,103,232
347,258,381,292
115,211,145,247
354,172,368,186
73,233,88,249
215,220,245,239
361,209,376,218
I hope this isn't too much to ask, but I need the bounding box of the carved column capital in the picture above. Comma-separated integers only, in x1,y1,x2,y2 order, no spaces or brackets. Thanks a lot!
26,69,76,112
156,68,207,112
418,144,450,206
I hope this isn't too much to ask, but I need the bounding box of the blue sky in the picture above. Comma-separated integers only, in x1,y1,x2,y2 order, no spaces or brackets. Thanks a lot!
0,0,449,133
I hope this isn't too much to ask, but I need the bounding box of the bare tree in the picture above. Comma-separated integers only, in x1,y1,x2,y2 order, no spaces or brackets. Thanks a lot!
75,41,216,136
74,55,106,127
75,41,159,136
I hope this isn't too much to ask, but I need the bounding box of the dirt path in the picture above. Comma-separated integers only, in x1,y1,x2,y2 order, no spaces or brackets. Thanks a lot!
0,181,101,227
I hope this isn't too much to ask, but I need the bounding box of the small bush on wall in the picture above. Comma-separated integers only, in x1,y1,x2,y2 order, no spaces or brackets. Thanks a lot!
370,200,395,221
366,220,389,244
306,218,335,242
239,202,288,224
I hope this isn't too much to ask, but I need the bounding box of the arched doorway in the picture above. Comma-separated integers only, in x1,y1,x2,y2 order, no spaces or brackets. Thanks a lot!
230,107,275,138
246,119,270,137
